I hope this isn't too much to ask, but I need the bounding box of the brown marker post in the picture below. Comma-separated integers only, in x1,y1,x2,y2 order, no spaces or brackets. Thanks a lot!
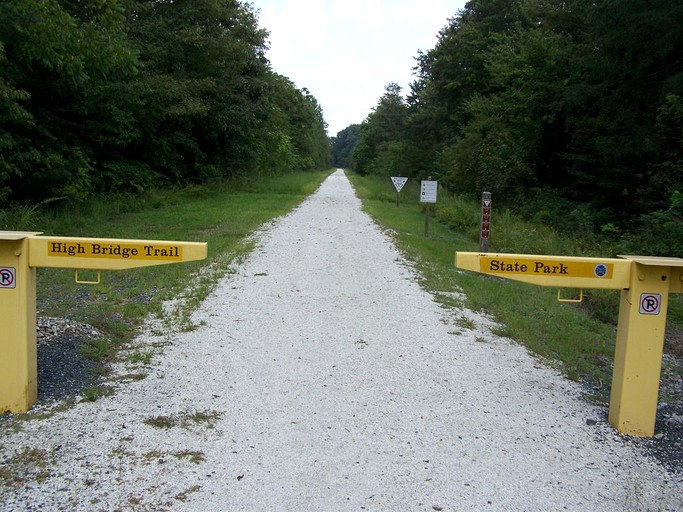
479,192,491,253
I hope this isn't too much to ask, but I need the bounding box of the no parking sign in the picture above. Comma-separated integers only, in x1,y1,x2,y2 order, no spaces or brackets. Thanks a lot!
0,267,15,289
639,293,661,315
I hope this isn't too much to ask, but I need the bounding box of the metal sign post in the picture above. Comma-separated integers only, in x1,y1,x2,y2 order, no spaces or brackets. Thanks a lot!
420,178,437,237
456,251,683,437
391,177,408,207
480,192,491,252
0,231,207,413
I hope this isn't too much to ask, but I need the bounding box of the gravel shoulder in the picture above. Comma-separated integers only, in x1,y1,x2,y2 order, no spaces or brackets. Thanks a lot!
1,170,682,511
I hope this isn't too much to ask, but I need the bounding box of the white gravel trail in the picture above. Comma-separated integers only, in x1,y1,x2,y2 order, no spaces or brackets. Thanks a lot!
2,169,682,511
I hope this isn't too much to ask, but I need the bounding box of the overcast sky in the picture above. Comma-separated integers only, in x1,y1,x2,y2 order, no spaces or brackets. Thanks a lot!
250,0,467,137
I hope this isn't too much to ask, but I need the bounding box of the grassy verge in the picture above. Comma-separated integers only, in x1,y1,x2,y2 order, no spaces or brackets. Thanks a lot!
347,172,683,400
9,170,331,370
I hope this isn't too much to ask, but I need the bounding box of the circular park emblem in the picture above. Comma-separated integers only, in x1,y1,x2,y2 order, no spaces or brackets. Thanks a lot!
594,264,608,278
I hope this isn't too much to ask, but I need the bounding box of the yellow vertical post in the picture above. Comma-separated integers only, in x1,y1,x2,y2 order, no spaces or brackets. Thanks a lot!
608,261,671,436
0,232,40,413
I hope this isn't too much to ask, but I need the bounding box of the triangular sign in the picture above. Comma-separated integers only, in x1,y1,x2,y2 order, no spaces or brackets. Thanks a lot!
483,200,491,207
391,177,408,192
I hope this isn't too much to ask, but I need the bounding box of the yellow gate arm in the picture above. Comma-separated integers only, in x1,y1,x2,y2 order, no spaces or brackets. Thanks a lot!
29,235,207,270
456,252,683,437
456,252,632,289
1,231,207,414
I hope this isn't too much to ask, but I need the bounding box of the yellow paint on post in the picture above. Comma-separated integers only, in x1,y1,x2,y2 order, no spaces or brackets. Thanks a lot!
608,260,676,436
0,232,40,413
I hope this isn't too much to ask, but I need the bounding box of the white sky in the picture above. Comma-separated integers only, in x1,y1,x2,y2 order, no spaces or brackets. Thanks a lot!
250,0,467,137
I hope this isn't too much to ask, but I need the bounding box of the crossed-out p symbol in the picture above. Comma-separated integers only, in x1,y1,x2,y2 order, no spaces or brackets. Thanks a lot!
639,293,661,315
0,267,16,289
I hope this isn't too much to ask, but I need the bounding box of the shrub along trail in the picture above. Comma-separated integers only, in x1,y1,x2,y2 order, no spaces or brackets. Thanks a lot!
1,170,682,511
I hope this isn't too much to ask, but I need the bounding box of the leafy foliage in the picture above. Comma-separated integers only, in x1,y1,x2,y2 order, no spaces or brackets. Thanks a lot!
330,124,360,169
345,0,683,255
0,0,330,207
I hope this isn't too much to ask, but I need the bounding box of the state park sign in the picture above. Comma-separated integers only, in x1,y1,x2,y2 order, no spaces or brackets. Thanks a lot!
481,256,614,279
455,252,632,290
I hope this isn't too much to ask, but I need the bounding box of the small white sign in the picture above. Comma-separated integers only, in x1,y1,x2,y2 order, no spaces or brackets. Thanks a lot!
420,180,438,203
639,293,661,315
391,177,408,192
0,267,16,289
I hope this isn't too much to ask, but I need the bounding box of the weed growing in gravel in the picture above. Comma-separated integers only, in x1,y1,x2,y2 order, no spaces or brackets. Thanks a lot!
126,350,154,365
455,316,476,330
180,322,200,332
143,410,223,430
143,415,176,429
142,449,206,464
0,399,76,433
0,447,53,488
110,445,136,459
79,338,110,361
141,449,165,462
187,409,223,429
173,450,206,464
175,484,202,502
113,372,147,383
81,385,114,402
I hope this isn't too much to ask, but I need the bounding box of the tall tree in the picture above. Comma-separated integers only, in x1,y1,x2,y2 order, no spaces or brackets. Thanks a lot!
0,0,138,202
353,83,412,176
123,0,272,182
331,124,360,169
0,0,331,206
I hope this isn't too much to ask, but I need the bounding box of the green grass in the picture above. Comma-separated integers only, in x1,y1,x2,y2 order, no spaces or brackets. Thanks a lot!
347,172,682,397
81,385,114,402
5,167,680,405
126,350,154,365
7,169,331,378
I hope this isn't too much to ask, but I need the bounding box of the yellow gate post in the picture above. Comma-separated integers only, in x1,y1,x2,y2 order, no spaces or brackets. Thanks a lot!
1,231,207,413
0,232,41,412
609,257,682,436
456,252,683,437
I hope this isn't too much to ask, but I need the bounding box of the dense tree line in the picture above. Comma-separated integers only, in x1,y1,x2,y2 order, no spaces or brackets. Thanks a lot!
0,0,330,206
330,124,359,169
338,0,682,249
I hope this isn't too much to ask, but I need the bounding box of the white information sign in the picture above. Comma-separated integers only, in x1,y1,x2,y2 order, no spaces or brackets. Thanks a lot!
391,177,408,192
420,180,438,203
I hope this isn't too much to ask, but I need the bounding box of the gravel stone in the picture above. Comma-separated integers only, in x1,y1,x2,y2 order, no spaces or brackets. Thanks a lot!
34,317,105,401
1,170,682,511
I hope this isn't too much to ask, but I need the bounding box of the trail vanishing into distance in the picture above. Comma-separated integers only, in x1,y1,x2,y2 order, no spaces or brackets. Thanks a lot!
1,170,682,511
